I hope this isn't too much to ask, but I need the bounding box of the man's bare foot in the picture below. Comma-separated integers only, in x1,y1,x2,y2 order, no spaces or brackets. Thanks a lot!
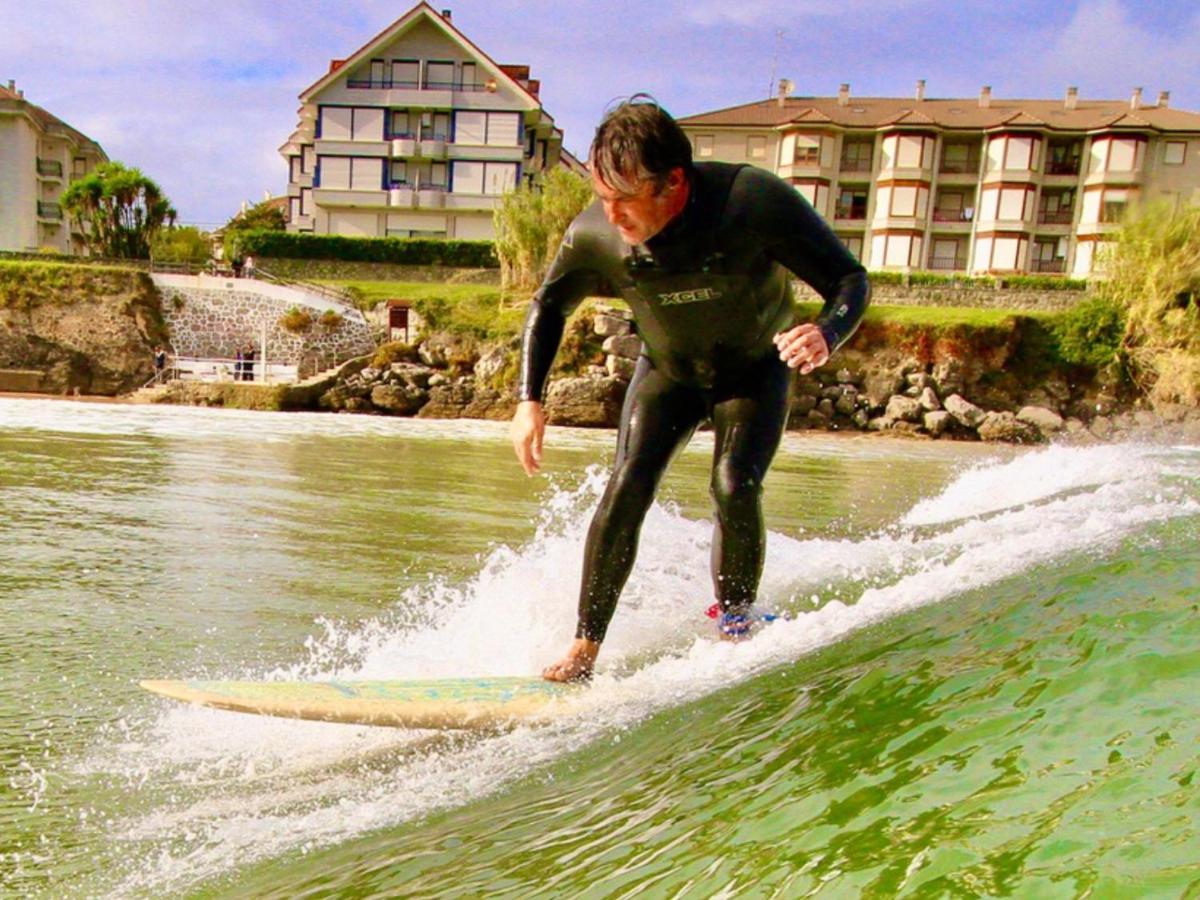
542,638,600,682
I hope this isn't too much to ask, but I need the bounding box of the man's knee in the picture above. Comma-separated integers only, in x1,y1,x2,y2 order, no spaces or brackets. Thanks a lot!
710,458,762,515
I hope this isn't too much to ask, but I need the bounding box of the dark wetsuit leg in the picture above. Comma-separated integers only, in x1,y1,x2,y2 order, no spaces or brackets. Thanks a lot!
710,356,792,614
576,357,706,641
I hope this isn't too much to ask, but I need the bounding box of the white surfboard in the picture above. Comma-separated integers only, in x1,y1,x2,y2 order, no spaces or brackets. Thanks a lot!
140,676,582,730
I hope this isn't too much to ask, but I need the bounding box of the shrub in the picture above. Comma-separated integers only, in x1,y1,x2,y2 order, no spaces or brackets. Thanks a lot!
279,306,313,334
318,309,344,332
494,168,593,290
230,230,498,268
1048,296,1126,370
370,341,420,368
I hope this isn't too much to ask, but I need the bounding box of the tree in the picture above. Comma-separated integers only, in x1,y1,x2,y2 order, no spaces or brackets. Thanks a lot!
1096,202,1200,405
493,168,593,291
224,199,287,235
150,225,211,266
60,161,177,259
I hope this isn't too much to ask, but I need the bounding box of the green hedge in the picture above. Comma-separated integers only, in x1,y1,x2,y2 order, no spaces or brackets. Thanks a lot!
864,270,1087,291
229,230,498,268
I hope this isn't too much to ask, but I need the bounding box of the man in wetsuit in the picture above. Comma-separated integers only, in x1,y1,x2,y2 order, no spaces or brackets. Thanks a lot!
510,97,870,681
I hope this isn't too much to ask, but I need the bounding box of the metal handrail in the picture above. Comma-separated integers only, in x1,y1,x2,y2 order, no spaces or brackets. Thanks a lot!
254,267,357,306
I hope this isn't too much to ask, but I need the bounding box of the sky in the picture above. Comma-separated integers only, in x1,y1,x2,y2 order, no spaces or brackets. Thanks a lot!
4,0,1197,226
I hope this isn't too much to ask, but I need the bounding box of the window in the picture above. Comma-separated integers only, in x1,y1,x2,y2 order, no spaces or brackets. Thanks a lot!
289,197,301,221
424,112,451,142
351,108,384,141
1164,141,1186,165
370,59,386,87
1107,139,1138,171
391,59,419,88
461,62,477,90
453,111,519,145
72,157,88,178
940,142,978,174
429,162,448,188
1101,189,1128,223
890,186,918,217
793,135,821,165
840,139,873,172
792,181,828,214
836,189,868,219
290,156,302,183
841,235,863,260
746,135,766,160
871,233,922,267
391,110,413,138
300,188,312,216
320,107,352,140
451,160,519,194
1047,140,1081,175
425,61,455,89
695,134,714,158
318,157,383,190
302,146,315,174
390,160,407,186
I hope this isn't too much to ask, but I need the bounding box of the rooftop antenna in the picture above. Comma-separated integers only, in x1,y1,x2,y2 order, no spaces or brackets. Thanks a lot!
768,28,785,99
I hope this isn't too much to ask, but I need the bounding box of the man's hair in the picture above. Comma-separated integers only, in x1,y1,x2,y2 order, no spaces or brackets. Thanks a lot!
589,94,693,195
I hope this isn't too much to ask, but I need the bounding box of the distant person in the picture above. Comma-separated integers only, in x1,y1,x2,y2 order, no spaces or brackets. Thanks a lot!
242,343,256,381
153,346,167,380
510,96,870,682
232,257,244,278
234,347,244,381
244,255,256,279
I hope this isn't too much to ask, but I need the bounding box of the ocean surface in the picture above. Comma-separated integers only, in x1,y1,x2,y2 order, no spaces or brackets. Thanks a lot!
0,397,1196,898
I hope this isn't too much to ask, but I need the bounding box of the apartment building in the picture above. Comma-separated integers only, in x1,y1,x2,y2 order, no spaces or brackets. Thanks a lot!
0,81,107,254
279,2,565,241
678,83,1200,277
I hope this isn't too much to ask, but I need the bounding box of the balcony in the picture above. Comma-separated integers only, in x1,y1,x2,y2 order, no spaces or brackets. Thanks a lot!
928,256,967,270
1038,210,1074,225
443,193,501,211
391,137,418,157
834,207,867,222
838,158,872,174
388,185,415,207
37,159,63,179
939,159,980,175
417,186,446,209
1032,258,1066,273
1046,160,1081,176
932,210,974,223
37,201,63,221
418,138,447,159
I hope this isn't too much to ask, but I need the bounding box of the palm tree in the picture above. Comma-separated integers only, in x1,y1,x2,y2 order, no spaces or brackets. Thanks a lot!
60,161,177,258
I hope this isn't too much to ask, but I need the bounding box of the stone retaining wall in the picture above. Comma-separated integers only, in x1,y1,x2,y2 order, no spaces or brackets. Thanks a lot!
256,258,500,285
794,280,1086,311
153,275,375,374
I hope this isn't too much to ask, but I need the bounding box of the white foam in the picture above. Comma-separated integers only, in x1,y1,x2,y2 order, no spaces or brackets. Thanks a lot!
81,439,1197,896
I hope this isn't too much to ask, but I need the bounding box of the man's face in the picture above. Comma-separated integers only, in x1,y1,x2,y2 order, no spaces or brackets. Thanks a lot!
591,167,687,245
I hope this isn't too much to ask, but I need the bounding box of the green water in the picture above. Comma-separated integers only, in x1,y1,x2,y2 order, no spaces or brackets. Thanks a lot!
0,398,1196,898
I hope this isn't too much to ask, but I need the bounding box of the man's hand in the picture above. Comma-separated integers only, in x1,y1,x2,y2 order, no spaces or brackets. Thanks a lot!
510,400,546,476
774,323,830,375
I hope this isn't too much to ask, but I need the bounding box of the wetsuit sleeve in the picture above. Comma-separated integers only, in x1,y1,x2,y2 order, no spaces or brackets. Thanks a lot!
518,210,615,402
734,167,871,353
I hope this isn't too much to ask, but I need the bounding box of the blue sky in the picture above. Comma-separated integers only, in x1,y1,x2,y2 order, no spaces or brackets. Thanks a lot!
4,0,1196,226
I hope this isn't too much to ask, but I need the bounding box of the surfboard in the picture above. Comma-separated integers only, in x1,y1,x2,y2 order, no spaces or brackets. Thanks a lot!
139,676,582,730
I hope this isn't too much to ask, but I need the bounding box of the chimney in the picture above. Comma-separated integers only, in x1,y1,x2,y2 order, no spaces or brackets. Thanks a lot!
1065,86,1078,110
441,9,451,20
1157,90,1170,108
5,79,13,92
915,79,926,102
838,83,850,107
979,85,991,108
1130,87,1143,109
776,78,793,107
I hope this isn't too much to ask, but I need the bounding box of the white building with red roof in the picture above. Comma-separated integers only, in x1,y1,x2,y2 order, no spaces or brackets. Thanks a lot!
279,3,566,242
679,82,1200,277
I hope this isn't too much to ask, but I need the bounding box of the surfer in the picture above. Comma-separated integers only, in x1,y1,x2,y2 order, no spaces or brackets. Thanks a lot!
511,96,870,681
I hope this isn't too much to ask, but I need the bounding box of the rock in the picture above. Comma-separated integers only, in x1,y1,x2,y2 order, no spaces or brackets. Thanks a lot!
918,387,941,412
791,394,817,416
835,388,859,416
793,375,821,398
473,345,509,384
593,313,633,337
428,372,449,387
544,376,626,427
1089,416,1115,439
1017,405,1064,434
852,409,870,429
924,410,952,437
820,385,844,401
390,362,433,389
360,367,380,383
978,411,1042,444
1065,418,1087,434
906,372,934,391
890,421,926,437
601,333,641,360
932,360,964,395
370,383,428,415
417,382,475,418
864,370,905,409
944,394,986,429
836,368,863,386
1134,410,1160,430
462,388,517,421
817,398,835,418
867,416,890,432
885,395,923,423
807,407,831,428
606,355,636,379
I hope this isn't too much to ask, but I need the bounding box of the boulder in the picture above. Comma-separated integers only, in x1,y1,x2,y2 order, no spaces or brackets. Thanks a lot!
545,376,626,427
606,355,637,379
1089,416,1115,439
978,411,1042,444
416,382,476,418
389,362,433,389
601,333,642,360
924,410,952,437
462,388,517,421
885,395,923,423
1017,405,1064,434
931,359,964,396
863,369,906,410
370,383,429,415
918,386,941,412
836,368,864,386
817,398,835,418
944,393,986,429
473,345,509,384
835,388,859,416
790,394,817,416
593,313,633,337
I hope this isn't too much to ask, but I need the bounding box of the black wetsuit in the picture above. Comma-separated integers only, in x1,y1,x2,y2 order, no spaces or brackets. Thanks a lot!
519,162,870,642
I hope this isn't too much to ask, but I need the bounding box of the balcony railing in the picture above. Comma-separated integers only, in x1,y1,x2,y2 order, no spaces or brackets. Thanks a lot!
928,257,967,270
1032,258,1066,273
37,159,63,177
347,78,485,92
839,158,872,172
834,209,867,221
1046,160,1081,176
37,201,62,220
1038,210,1074,225
939,159,980,174
932,210,974,223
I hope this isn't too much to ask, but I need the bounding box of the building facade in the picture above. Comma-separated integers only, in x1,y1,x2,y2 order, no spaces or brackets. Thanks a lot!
678,83,1200,277
0,81,107,254
279,3,565,241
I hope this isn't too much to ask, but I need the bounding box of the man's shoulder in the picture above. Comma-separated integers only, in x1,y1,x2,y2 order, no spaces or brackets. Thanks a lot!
562,200,622,255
